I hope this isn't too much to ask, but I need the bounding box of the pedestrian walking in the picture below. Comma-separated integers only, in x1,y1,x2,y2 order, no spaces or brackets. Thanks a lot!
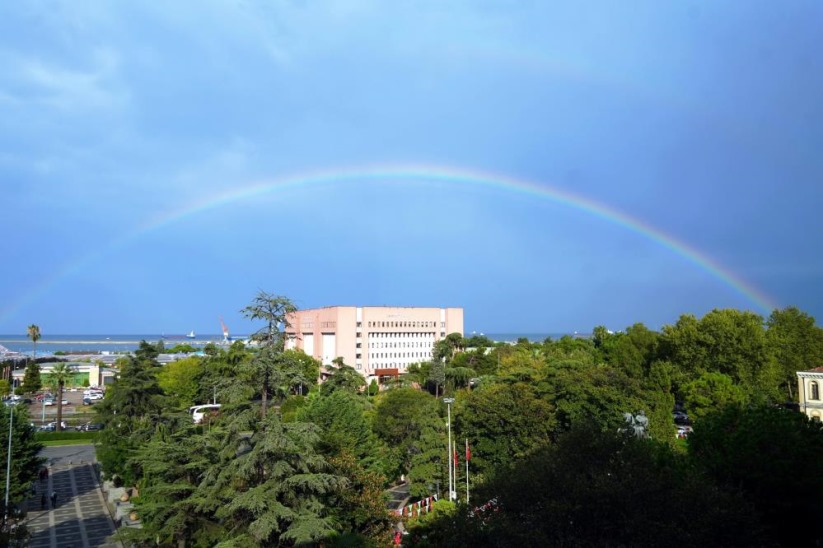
50,491,57,509
40,494,47,510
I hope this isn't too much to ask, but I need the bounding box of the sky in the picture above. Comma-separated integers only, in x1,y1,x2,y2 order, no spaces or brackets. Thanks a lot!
1,1,821,335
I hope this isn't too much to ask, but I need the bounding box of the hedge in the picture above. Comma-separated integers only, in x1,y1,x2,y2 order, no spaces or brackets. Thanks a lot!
35,431,99,442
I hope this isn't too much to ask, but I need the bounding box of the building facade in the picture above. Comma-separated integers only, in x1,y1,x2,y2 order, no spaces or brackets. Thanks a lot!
284,306,464,377
797,367,823,421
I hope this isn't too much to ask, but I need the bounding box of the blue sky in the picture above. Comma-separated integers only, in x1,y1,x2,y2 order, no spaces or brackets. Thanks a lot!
1,1,821,335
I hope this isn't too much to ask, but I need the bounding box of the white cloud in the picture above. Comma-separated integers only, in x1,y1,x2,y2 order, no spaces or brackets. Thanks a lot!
1,47,128,113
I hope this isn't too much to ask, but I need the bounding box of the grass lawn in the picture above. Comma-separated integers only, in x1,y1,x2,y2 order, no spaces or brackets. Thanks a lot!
41,439,96,446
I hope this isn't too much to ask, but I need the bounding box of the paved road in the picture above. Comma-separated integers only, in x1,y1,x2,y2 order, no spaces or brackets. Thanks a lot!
23,446,121,548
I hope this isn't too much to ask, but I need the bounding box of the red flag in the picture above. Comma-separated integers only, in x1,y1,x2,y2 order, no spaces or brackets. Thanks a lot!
454,448,458,468
466,439,471,462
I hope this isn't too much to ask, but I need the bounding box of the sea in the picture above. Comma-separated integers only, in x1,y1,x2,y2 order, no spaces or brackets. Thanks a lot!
0,334,232,355
0,332,585,355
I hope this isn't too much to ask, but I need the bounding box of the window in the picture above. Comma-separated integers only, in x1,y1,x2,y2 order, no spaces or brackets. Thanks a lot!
357,322,362,328
811,381,820,401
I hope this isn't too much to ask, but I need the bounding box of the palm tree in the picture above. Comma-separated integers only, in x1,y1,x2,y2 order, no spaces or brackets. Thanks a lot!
19,324,41,387
46,363,75,432
27,323,41,359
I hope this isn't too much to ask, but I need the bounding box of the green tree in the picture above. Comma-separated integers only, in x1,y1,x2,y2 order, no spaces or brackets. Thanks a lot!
540,361,644,435
457,382,556,479
428,359,446,397
97,350,165,484
20,360,42,394
444,366,476,392
414,426,761,547
661,309,780,400
45,363,76,432
241,292,297,418
681,371,746,423
327,452,394,544
319,361,366,397
27,323,40,363
157,356,203,408
689,405,823,546
766,306,823,400
373,388,443,484
279,349,320,396
124,426,221,546
0,405,44,531
242,291,297,349
608,323,660,379
298,390,383,472
17,323,41,389
196,410,345,546
450,348,496,377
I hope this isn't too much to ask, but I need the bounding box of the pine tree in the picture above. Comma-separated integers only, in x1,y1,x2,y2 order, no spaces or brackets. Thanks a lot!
0,405,45,528
20,361,42,394
196,409,345,545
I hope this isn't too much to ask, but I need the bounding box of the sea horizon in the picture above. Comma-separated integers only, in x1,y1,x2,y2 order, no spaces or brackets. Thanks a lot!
0,331,589,354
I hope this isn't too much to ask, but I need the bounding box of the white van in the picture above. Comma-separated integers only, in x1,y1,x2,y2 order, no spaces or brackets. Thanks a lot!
189,404,221,424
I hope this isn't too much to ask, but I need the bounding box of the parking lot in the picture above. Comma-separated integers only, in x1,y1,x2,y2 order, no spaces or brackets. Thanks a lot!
18,388,104,429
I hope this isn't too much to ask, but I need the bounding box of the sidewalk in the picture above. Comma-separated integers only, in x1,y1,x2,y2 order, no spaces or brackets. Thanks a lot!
24,462,122,548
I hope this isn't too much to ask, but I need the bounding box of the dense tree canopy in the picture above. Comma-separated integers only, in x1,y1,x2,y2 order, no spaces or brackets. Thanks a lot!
93,299,823,546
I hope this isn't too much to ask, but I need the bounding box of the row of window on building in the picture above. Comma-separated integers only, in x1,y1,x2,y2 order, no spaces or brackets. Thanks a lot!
367,332,437,339
369,341,432,349
370,352,432,360
366,320,445,329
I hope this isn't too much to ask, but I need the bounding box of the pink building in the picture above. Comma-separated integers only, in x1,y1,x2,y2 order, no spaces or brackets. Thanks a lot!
284,306,464,377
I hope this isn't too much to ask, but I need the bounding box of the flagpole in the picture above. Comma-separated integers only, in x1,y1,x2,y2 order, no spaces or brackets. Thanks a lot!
465,439,470,504
453,439,457,503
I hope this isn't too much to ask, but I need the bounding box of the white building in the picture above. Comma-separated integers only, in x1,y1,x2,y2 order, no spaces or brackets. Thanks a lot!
285,306,464,377
797,367,823,421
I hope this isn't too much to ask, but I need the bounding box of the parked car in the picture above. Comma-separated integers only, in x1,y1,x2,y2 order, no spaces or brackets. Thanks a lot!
673,411,690,424
43,399,54,406
74,421,104,432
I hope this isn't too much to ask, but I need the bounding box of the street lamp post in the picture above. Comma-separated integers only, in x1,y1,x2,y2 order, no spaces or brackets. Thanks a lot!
443,397,455,501
4,403,13,524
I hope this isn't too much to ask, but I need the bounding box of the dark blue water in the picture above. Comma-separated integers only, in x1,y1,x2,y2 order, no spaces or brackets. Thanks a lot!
0,334,233,355
1,332,587,355
484,333,588,343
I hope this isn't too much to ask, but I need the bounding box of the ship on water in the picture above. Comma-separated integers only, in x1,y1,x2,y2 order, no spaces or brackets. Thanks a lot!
187,330,196,339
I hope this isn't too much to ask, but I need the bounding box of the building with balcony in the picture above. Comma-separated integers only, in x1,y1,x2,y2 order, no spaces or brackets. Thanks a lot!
284,306,463,378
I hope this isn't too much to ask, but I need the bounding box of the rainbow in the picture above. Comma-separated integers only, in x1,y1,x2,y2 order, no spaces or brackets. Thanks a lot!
0,164,777,323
